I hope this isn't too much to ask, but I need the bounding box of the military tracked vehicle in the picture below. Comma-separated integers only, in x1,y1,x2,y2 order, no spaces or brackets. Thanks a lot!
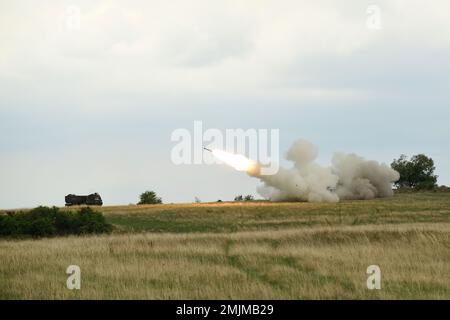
65,193,103,206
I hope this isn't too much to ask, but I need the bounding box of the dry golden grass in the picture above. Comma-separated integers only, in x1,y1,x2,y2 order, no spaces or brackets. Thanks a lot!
1,192,449,299
0,224,449,299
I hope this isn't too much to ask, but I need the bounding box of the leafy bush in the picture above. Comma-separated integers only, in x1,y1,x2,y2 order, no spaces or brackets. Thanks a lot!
0,206,112,238
138,191,162,205
77,207,112,234
244,195,254,201
235,195,254,201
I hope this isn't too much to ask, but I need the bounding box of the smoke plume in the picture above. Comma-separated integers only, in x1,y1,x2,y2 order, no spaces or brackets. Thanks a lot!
252,139,399,202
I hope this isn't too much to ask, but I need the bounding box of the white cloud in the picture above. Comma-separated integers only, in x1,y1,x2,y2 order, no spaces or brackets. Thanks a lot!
1,1,450,207
1,0,449,110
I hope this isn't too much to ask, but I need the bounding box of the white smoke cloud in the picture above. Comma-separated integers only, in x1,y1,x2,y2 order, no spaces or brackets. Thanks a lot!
254,139,399,202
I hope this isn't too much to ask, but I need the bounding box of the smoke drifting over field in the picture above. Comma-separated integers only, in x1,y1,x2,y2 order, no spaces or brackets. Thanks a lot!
252,139,399,202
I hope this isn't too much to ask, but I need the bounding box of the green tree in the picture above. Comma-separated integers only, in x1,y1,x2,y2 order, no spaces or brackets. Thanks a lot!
391,154,438,190
138,191,162,205
244,195,254,201
234,195,243,201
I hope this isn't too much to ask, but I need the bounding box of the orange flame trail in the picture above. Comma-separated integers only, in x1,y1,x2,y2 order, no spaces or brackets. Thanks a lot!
210,149,260,176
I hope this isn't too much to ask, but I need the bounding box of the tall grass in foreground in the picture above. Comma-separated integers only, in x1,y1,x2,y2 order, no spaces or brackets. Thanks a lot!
1,223,449,299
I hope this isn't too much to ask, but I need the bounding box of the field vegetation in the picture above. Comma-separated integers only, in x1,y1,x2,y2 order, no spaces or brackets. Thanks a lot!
0,192,449,299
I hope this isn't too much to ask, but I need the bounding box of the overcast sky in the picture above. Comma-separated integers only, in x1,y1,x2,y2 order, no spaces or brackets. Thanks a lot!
1,0,449,208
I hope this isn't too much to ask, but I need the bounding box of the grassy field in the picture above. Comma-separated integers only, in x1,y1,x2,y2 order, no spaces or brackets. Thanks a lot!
1,192,449,299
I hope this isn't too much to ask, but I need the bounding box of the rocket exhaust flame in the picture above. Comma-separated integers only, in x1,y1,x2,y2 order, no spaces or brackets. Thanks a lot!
206,148,258,173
